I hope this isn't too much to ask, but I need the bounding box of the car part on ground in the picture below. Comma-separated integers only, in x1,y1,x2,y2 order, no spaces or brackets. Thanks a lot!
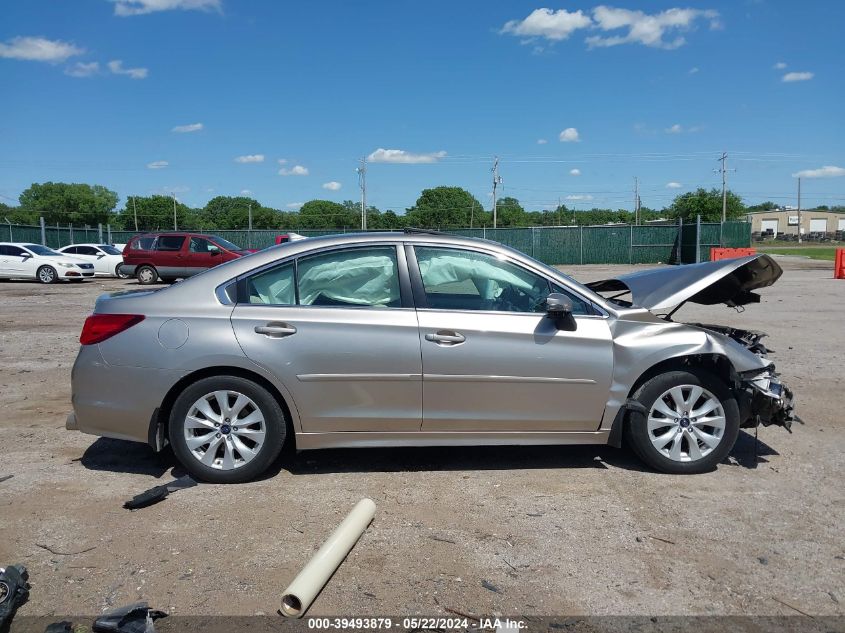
280,498,376,617
123,475,197,510
67,233,797,481
0,564,30,631
92,601,168,633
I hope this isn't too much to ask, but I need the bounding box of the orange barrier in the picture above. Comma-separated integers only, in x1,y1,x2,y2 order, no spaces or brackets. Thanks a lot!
835,249,845,280
710,247,757,261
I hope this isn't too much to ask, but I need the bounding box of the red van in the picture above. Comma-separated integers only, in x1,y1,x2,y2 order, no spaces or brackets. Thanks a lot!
122,233,252,285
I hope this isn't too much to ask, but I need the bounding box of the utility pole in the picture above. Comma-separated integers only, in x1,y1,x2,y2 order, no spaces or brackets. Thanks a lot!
132,196,139,231
492,156,502,229
633,177,641,225
356,158,367,230
797,176,802,244
714,152,734,222
469,199,475,229
172,193,177,230
248,203,252,231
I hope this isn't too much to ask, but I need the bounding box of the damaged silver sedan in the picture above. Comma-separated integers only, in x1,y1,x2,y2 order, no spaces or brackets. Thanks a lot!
67,231,797,483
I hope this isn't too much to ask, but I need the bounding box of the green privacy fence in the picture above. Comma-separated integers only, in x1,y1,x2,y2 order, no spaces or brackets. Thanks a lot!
3,220,751,265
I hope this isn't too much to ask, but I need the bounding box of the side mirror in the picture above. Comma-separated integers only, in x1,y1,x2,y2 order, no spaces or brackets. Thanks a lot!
97,254,105,259
545,293,577,331
209,245,221,256
21,253,32,260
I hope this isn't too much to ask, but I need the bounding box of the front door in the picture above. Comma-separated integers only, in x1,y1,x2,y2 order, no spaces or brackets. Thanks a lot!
230,244,422,433
410,245,613,432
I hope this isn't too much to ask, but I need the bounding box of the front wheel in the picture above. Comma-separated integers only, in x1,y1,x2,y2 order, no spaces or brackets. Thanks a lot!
625,369,739,474
116,263,131,279
168,376,287,483
37,265,58,284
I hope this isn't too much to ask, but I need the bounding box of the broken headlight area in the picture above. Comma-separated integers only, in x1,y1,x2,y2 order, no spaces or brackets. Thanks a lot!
691,323,771,356
735,368,800,432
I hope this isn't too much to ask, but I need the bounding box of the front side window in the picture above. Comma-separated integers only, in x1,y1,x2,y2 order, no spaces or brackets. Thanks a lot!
99,244,122,255
63,246,79,254
156,235,185,251
414,246,591,314
189,237,213,253
78,246,99,256
244,246,401,308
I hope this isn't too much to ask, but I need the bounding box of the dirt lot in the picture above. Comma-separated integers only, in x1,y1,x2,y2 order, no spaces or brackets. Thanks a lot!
1,256,843,619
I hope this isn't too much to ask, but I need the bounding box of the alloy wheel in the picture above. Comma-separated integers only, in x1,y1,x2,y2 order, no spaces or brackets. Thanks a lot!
183,390,267,470
38,267,56,283
647,384,726,462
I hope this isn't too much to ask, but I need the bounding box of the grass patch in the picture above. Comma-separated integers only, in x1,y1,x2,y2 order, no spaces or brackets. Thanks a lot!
756,246,839,261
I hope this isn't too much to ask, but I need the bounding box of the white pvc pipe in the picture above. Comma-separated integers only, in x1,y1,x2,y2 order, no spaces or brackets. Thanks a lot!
280,498,376,617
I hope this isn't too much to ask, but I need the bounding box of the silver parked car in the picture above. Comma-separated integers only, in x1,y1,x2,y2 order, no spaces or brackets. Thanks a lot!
67,231,797,483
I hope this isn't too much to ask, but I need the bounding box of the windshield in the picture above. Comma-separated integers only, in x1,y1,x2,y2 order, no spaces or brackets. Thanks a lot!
99,244,122,255
24,244,61,256
210,236,244,251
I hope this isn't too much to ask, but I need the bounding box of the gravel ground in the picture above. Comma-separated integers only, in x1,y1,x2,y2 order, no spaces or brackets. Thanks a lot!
0,255,843,619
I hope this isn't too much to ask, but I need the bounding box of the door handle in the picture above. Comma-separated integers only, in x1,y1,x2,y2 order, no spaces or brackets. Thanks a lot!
425,331,465,345
254,323,297,338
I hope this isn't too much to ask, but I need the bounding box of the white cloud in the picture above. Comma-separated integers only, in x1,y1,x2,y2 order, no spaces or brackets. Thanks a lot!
587,6,720,50
277,158,288,165
559,127,580,142
537,138,548,145
111,0,221,16
782,71,813,82
773,62,787,70
172,122,203,133
501,8,592,41
566,194,594,201
65,61,100,77
666,181,683,188
234,154,265,164
107,59,148,79
0,36,83,63
147,160,168,169
279,165,309,176
286,202,303,209
569,168,581,176
792,165,845,179
367,148,447,164
240,189,252,196
688,66,699,74
322,181,342,191
665,123,683,134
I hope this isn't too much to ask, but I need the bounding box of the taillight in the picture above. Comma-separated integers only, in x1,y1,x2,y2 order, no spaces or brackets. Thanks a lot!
79,314,145,345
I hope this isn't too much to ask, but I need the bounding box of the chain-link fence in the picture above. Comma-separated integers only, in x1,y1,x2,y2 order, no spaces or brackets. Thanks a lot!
2,220,751,265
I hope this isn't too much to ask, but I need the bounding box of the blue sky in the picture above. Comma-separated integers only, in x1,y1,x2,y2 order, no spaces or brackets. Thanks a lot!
2,0,843,214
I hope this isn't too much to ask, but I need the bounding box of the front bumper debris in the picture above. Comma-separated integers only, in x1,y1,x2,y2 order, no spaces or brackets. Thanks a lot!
738,371,800,432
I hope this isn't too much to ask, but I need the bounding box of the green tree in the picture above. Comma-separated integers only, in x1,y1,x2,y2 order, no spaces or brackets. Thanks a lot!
405,186,486,228
747,201,778,212
1,202,39,224
495,196,527,226
298,200,358,229
116,195,192,231
18,182,119,226
668,187,745,222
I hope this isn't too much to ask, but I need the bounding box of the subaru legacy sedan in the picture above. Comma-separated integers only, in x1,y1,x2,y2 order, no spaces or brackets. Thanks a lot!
67,231,797,483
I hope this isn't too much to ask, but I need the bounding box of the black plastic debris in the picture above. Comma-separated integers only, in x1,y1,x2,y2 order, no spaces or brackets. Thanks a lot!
93,602,168,633
0,564,30,631
0,475,12,484
123,475,197,510
43,621,74,633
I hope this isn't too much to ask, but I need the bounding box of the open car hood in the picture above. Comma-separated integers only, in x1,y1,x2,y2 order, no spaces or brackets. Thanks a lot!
585,254,783,312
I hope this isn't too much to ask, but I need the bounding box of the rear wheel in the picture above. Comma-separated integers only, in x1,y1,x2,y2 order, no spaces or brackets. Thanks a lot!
168,376,287,483
625,369,739,474
136,265,158,285
37,265,58,284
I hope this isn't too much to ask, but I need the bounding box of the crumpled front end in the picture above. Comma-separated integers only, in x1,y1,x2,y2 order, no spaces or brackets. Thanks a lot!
693,323,800,432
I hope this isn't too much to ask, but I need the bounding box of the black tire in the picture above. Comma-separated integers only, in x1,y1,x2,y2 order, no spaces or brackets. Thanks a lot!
37,265,58,284
168,376,287,484
136,265,158,285
625,369,739,474
116,263,130,279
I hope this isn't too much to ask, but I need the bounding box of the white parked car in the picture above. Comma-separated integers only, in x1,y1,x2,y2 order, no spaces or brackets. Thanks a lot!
0,242,95,283
57,243,129,278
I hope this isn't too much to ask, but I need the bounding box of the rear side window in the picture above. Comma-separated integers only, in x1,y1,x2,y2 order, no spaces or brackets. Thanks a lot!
0,245,24,256
244,246,401,308
78,246,99,255
132,237,155,251
156,236,186,251
63,246,79,254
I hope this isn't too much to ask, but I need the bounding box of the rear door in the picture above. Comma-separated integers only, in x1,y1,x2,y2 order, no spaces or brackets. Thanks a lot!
409,244,613,432
230,243,422,433
153,234,187,278
0,245,29,276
